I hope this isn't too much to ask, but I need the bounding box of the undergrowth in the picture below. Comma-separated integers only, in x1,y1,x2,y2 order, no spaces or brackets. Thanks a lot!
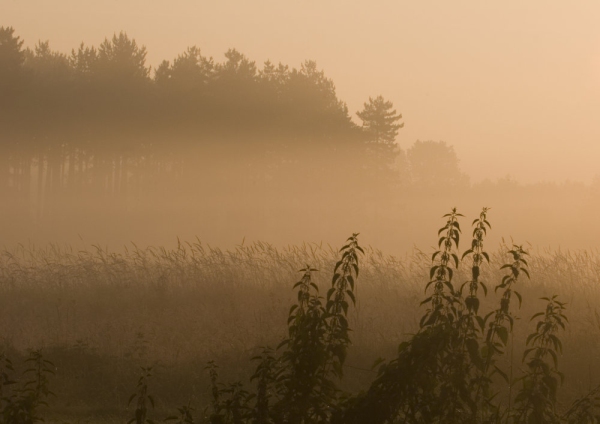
2,210,600,423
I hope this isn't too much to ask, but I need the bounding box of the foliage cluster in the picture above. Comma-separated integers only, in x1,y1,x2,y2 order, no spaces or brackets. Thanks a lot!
192,211,599,424
0,349,55,424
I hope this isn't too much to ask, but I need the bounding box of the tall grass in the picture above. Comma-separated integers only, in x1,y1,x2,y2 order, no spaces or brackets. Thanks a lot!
1,220,600,422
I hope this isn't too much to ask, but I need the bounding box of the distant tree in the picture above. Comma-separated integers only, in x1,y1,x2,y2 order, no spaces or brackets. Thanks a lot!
0,28,28,207
24,41,72,85
0,26,25,66
23,41,81,207
357,95,404,144
0,26,27,98
155,46,214,91
218,48,257,81
406,140,469,190
283,60,352,135
259,60,290,101
69,42,98,80
357,95,404,173
210,48,259,127
96,32,150,84
153,60,171,86
0,29,392,221
259,60,289,85
294,60,343,112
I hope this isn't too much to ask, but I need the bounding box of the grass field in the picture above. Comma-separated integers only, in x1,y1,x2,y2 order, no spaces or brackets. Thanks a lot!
1,235,600,422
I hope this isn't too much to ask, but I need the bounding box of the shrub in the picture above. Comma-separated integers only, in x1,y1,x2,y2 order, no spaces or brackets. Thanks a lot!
201,210,600,423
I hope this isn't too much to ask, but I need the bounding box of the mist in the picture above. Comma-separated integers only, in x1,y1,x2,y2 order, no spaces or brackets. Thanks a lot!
1,25,599,253
2,3,600,422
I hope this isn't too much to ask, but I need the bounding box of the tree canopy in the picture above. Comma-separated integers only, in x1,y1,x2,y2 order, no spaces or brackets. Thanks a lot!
407,140,469,190
0,26,26,97
357,95,404,145
0,27,470,234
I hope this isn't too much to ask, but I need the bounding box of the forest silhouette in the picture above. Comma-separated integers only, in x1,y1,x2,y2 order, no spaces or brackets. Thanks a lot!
0,28,468,208
0,26,597,252
1,28,402,213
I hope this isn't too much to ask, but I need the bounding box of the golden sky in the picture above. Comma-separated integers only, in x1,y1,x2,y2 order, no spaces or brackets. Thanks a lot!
5,0,600,183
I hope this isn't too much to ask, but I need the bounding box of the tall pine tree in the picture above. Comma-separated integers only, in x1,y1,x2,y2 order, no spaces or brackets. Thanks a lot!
356,95,404,177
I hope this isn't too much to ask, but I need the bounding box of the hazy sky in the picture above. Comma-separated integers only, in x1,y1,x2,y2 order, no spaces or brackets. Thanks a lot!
5,0,600,183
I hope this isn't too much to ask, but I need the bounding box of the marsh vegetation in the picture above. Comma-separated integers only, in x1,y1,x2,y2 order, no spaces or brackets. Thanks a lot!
2,210,600,422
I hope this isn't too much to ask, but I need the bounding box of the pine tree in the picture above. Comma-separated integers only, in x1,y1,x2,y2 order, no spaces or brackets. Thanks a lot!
356,95,403,145
0,26,26,98
356,95,404,174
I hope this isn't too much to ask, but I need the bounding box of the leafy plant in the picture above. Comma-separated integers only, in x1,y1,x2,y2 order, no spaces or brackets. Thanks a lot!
250,347,276,424
0,353,15,404
334,209,478,424
165,403,195,424
204,361,224,424
331,209,572,424
0,349,55,424
128,366,156,424
325,233,363,380
512,296,567,423
562,384,600,424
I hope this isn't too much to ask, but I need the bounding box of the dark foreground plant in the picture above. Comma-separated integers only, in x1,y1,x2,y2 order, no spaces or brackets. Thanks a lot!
334,208,481,424
512,296,567,423
0,349,55,424
329,209,583,424
165,404,195,424
201,234,363,424
128,366,155,424
562,384,600,424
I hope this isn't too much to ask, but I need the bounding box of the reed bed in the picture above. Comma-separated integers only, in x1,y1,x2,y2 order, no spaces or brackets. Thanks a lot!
1,240,600,420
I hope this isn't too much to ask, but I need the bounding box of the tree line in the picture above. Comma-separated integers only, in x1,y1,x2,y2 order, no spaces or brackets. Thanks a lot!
0,26,468,222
